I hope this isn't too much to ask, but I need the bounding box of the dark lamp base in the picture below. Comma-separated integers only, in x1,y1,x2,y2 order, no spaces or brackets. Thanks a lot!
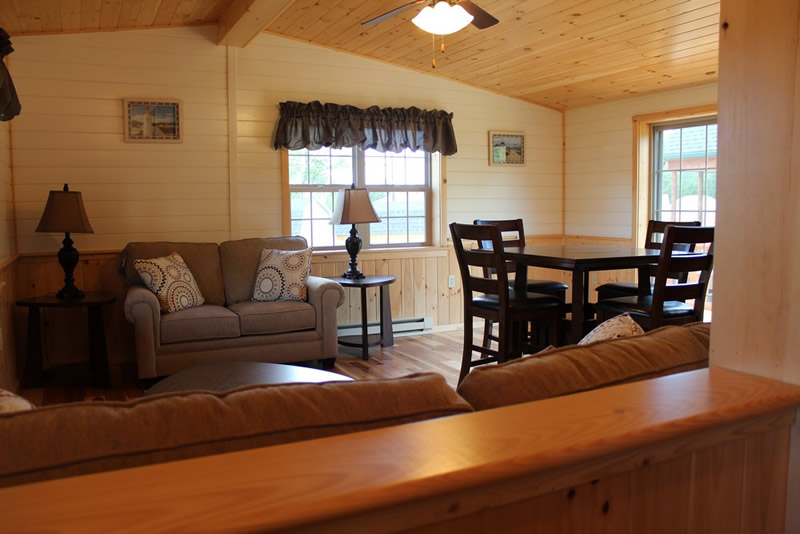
341,268,366,279
57,284,85,300
56,232,85,300
343,224,365,280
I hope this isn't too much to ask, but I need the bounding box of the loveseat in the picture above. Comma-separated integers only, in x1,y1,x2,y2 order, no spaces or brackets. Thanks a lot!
0,323,709,487
121,237,345,379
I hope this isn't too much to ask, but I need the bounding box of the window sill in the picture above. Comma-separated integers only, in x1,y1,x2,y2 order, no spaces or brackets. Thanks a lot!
312,245,449,260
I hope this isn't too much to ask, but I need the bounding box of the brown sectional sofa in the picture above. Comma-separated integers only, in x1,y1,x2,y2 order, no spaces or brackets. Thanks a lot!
121,237,345,379
0,322,710,488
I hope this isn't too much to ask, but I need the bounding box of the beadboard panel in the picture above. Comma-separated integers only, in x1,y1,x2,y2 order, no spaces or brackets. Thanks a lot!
0,119,12,262
10,26,231,254
564,84,718,239
234,33,564,238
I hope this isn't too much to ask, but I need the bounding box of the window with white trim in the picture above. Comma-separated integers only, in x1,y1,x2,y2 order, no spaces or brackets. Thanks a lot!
652,118,717,226
288,147,432,248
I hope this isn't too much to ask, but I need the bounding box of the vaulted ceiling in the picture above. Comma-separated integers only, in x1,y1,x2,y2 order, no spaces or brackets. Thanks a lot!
0,0,720,110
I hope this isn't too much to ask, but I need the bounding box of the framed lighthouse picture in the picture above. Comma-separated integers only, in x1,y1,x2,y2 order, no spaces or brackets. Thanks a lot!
124,99,183,143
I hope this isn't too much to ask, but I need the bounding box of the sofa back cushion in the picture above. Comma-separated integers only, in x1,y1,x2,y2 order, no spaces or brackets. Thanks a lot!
457,322,710,411
0,373,472,487
121,242,226,306
219,237,309,305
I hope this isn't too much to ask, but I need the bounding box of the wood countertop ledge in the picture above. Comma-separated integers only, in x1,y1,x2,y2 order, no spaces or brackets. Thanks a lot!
2,367,800,533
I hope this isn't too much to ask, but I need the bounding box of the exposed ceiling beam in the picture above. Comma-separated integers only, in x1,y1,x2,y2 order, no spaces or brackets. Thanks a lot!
217,0,293,48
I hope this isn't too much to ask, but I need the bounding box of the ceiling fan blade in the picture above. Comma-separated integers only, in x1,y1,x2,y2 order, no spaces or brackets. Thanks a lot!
361,0,428,26
458,0,499,29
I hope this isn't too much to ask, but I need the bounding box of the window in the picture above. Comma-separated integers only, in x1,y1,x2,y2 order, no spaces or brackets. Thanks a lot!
287,147,432,248
651,118,717,226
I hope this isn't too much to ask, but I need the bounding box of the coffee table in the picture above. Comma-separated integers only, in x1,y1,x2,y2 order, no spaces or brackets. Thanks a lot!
144,361,353,396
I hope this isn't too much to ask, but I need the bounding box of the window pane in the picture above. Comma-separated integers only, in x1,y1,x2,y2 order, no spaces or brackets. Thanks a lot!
680,125,707,170
365,153,386,185
408,217,426,243
292,219,311,244
660,128,681,170
388,191,407,217
331,156,353,185
309,156,331,185
311,192,334,220
389,155,405,185
369,191,388,218
290,191,310,219
370,220,388,245
388,217,408,244
406,156,426,185
333,224,349,247
312,219,334,247
409,192,425,216
288,154,308,185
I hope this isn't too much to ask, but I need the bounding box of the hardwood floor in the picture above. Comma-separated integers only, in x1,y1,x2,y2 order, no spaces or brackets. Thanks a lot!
21,329,470,406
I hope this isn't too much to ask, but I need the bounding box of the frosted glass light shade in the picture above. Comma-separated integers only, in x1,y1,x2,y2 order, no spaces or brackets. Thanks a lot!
412,2,474,35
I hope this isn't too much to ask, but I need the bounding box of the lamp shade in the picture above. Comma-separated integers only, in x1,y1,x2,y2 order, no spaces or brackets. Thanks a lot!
412,1,474,35
35,184,94,234
330,187,381,225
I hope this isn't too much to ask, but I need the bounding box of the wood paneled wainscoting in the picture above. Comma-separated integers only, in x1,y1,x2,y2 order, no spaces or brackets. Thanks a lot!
0,256,18,391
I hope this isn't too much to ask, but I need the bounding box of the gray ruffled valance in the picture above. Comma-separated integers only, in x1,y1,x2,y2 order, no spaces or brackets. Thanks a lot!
272,100,458,155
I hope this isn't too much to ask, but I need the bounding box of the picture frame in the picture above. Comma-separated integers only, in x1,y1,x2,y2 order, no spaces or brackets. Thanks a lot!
489,131,525,166
124,99,183,143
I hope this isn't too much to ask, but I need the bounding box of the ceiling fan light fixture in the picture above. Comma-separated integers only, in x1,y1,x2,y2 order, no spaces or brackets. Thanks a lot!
412,1,474,35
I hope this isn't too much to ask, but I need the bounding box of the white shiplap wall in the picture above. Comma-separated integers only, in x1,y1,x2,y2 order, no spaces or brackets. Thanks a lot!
5,26,563,254
0,118,12,261
10,27,230,253
235,34,563,238
564,84,718,239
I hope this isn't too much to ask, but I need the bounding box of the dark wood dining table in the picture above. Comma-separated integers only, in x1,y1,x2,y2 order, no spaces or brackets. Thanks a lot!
504,245,662,344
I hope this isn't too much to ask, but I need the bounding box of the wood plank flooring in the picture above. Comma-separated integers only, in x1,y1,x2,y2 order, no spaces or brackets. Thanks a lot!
21,329,469,406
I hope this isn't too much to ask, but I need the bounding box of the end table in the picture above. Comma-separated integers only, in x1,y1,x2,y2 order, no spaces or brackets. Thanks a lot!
329,275,396,361
16,292,116,388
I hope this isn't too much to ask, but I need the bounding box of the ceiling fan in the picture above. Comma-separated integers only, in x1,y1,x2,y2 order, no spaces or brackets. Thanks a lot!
362,1,499,32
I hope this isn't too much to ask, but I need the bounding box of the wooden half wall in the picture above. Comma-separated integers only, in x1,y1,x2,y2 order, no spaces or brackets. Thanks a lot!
9,234,635,369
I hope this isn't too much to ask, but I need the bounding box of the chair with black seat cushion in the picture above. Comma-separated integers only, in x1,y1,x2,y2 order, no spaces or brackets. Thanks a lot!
450,222,563,384
595,219,701,300
595,225,714,331
474,218,567,347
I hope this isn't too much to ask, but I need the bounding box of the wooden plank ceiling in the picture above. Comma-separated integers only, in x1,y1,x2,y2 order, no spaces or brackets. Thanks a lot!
0,0,720,110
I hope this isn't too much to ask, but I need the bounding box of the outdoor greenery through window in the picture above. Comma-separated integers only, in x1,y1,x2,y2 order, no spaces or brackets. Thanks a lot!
288,147,431,248
652,118,717,226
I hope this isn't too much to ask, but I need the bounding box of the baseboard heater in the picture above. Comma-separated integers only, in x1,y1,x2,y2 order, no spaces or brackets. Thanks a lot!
337,316,432,338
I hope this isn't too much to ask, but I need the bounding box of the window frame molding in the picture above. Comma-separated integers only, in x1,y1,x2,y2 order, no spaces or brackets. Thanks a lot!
280,148,446,250
631,104,717,247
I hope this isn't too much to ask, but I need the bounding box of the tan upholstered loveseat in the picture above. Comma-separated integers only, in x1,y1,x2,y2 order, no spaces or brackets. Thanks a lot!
0,323,709,488
121,237,345,379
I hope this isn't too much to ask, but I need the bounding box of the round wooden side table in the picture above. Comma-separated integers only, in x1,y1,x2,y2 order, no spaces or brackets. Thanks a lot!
16,292,116,388
328,275,396,361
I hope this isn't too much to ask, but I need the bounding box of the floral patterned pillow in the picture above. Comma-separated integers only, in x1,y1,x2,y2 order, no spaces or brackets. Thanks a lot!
0,388,35,413
253,248,312,302
578,312,644,345
134,252,205,313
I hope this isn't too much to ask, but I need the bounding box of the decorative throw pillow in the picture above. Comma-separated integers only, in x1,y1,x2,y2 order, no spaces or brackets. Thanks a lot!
0,388,35,413
134,252,205,313
578,312,644,345
253,248,312,302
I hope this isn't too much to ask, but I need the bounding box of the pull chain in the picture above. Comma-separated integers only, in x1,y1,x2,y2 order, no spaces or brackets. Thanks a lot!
431,33,436,68
441,34,445,53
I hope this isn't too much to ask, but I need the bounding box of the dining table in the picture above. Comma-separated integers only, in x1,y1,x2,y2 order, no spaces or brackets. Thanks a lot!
504,245,663,344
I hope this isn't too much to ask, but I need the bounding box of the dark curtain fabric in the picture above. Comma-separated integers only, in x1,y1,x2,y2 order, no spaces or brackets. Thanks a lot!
273,100,458,155
0,28,20,122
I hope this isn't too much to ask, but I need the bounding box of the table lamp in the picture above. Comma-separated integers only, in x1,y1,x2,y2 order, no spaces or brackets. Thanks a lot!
35,183,94,300
330,185,381,279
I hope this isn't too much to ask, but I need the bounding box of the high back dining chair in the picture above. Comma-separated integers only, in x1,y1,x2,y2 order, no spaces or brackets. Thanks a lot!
450,222,563,384
595,225,714,330
473,218,567,347
595,219,701,301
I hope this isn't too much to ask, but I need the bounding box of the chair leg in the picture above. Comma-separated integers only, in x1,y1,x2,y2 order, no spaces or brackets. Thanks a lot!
458,317,474,384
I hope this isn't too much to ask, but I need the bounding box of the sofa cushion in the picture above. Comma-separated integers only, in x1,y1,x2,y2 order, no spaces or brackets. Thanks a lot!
121,242,226,306
457,322,710,411
219,237,309,305
0,373,473,487
578,312,644,345
134,252,205,313
252,248,312,302
160,305,241,344
228,301,316,335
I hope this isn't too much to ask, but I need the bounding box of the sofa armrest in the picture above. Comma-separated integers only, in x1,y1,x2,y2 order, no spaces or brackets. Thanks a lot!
306,276,345,359
123,286,162,379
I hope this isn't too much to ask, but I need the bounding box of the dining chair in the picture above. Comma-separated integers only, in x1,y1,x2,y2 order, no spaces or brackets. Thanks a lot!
450,222,563,384
594,225,714,330
473,218,567,347
595,219,701,301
